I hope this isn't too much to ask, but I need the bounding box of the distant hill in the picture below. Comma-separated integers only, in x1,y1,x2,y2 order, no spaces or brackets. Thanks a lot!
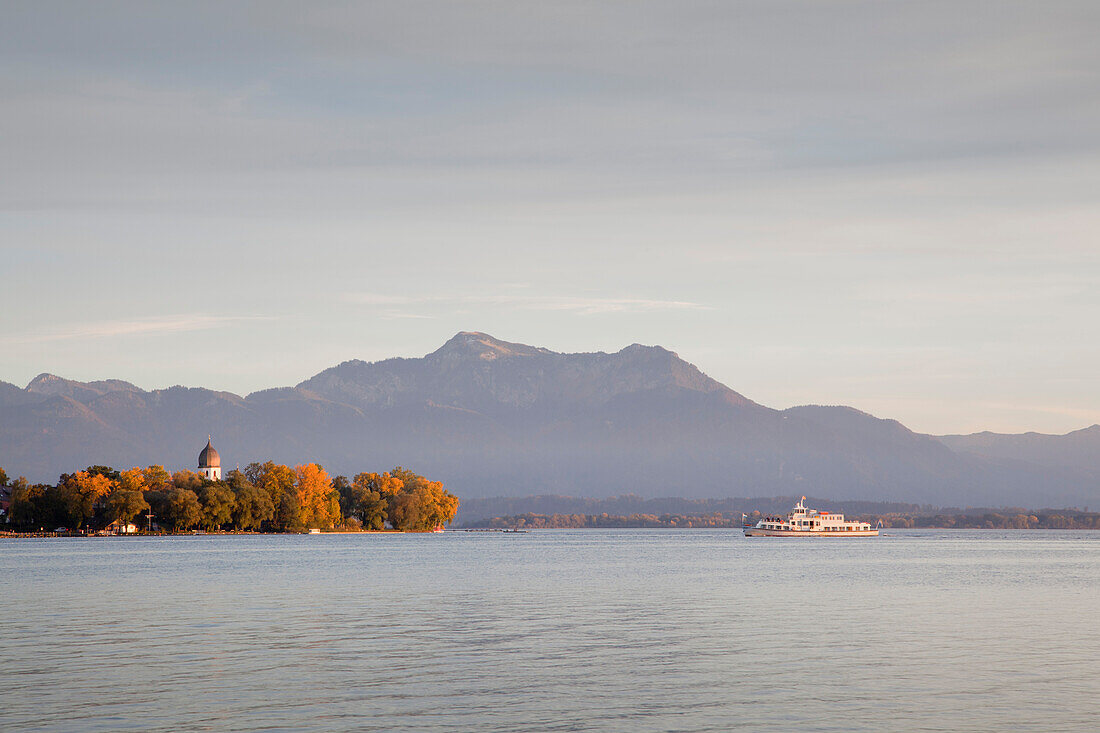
1,331,1097,508
937,426,1100,473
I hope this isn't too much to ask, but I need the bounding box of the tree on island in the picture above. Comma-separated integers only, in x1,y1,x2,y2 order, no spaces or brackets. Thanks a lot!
226,469,274,530
7,477,51,528
171,470,204,492
276,489,303,531
107,489,150,528
57,471,114,530
5,459,458,533
341,472,401,530
162,488,203,531
296,463,341,529
198,483,236,531
245,462,299,531
388,467,460,532
142,465,172,492
116,467,145,493
336,467,459,531
85,465,120,481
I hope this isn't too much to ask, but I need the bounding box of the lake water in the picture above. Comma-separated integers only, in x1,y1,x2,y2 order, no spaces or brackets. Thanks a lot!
2,529,1098,732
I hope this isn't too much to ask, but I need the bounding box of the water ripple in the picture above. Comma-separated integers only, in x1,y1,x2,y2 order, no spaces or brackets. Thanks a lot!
2,530,1099,731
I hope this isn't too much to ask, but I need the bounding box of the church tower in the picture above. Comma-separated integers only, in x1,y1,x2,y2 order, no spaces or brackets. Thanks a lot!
198,437,222,481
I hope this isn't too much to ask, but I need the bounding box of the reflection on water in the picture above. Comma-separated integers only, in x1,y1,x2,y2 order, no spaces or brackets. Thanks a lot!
2,530,1099,732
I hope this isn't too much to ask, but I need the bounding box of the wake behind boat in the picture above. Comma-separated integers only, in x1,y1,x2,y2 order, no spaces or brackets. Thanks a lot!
744,497,879,537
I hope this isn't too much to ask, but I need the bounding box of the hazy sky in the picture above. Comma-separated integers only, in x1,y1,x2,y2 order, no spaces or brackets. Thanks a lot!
3,1,1098,435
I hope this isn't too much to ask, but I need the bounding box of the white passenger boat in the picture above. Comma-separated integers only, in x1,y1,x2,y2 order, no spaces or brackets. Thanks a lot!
744,497,878,537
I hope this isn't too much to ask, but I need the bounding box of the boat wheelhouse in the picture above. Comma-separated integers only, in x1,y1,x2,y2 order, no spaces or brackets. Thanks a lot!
744,497,878,537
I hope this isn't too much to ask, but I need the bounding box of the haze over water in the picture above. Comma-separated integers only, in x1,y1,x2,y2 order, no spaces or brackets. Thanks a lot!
3,530,1098,732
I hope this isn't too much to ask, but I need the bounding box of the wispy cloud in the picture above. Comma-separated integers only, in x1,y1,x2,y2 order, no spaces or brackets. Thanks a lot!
345,294,416,305
0,314,272,346
379,312,436,320
342,293,709,316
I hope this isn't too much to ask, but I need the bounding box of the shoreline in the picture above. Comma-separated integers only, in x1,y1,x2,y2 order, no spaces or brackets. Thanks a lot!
4,526,1098,538
0,529,436,538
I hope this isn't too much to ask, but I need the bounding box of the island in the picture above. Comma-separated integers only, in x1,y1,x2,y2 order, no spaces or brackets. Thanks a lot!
0,445,459,535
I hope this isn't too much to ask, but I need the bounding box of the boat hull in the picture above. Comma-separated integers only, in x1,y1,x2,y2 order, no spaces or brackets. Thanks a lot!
744,528,879,537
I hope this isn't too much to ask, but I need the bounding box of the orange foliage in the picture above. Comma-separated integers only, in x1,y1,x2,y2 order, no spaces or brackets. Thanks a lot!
72,470,115,500
117,467,145,493
142,465,172,491
295,463,340,529
171,469,205,491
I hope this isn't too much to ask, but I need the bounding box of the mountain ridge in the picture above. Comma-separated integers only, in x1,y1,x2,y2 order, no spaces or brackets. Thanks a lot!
1,332,1096,507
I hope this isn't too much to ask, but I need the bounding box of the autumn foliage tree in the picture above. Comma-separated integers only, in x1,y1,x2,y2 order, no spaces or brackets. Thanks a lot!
117,467,146,494
246,461,299,531
296,463,341,529
387,467,459,531
142,465,172,492
171,470,204,492
336,467,459,531
5,460,456,533
58,470,116,529
341,471,402,530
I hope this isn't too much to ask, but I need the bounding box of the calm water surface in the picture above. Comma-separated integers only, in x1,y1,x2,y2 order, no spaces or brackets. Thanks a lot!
2,529,1099,732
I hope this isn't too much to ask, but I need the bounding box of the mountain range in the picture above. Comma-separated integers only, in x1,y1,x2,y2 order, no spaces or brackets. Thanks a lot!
2,331,1097,508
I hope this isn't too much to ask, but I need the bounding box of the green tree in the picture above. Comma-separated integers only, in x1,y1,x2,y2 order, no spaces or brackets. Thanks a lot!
386,467,459,531
0,467,8,486
9,479,44,527
163,488,202,531
344,472,395,530
225,468,251,493
85,465,120,481
275,488,302,531
107,490,150,528
198,483,236,531
144,490,169,531
387,490,427,531
247,462,299,531
231,483,275,530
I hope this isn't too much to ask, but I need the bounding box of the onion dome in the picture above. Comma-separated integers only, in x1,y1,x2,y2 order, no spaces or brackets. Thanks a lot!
198,438,221,468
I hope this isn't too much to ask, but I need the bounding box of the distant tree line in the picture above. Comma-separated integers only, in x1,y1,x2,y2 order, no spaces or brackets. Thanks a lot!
468,509,1100,530
864,511,1100,529
0,463,458,533
455,494,931,524
470,512,746,529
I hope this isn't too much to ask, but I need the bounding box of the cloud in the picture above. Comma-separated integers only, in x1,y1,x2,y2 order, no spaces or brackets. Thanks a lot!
526,297,707,315
0,314,272,346
346,294,417,305
342,293,709,316
10,2,1098,215
379,311,436,320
